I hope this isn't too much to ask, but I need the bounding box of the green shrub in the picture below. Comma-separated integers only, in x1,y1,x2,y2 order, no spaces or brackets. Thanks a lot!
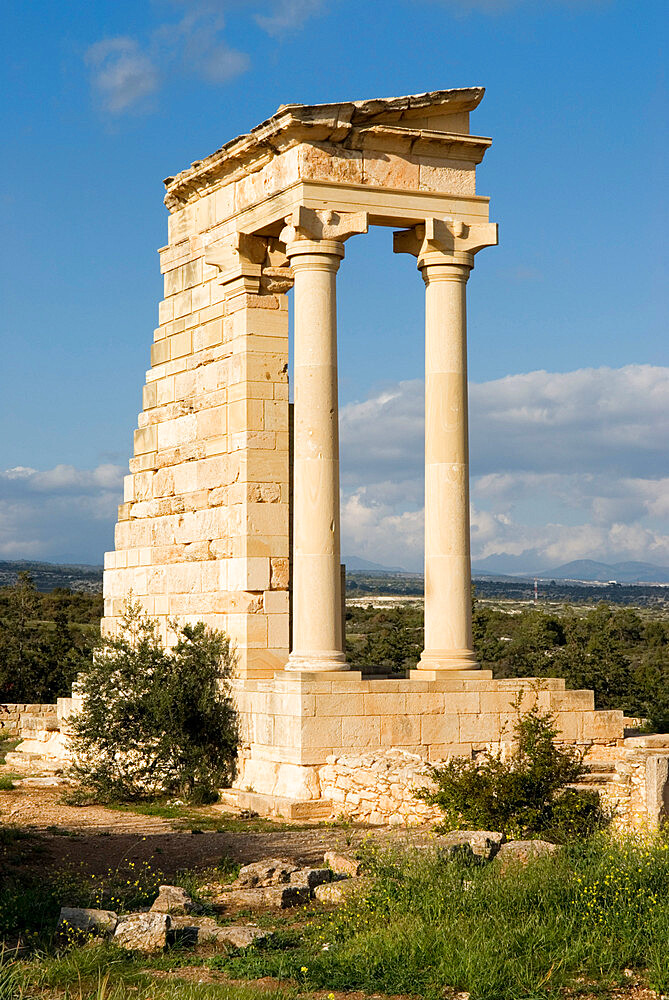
419,697,604,840
68,599,238,802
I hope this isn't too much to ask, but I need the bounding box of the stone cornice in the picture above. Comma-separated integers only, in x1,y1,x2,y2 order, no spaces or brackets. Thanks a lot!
163,89,487,212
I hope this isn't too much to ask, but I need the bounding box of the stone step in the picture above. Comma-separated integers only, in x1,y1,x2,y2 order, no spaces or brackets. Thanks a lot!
19,715,59,732
4,751,62,774
587,761,618,774
578,771,617,786
217,788,334,820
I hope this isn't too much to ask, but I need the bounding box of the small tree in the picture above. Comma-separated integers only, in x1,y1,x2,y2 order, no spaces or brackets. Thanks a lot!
419,698,604,841
68,599,238,802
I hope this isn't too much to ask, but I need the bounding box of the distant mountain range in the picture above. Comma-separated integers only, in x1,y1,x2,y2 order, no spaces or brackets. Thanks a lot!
343,556,410,574
472,557,669,585
538,560,669,584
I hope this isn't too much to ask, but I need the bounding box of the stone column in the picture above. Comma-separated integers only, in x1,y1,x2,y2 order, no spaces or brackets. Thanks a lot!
284,238,347,671
419,250,477,671
394,218,497,674
277,208,367,673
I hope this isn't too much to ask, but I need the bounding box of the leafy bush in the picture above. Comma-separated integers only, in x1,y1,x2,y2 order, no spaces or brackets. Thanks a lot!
419,698,604,840
68,599,238,802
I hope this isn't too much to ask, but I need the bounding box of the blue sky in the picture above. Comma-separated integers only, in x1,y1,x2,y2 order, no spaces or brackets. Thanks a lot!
1,0,667,572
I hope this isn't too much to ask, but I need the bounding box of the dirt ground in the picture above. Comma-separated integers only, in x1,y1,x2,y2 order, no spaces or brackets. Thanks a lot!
0,784,384,877
1,785,665,1000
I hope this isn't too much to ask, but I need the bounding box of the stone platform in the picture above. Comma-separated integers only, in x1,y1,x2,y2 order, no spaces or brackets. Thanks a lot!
230,671,624,804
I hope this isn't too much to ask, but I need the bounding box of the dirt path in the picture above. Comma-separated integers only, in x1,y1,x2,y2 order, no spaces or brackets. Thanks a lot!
0,785,382,877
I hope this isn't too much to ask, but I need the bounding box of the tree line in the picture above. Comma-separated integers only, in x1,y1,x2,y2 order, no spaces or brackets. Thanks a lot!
346,598,669,731
0,573,99,703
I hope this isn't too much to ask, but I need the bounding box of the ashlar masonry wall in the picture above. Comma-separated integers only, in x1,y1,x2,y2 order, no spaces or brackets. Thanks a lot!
102,210,291,676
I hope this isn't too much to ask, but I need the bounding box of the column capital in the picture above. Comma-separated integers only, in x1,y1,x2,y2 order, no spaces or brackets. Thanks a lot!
393,217,498,270
205,232,294,297
280,206,368,245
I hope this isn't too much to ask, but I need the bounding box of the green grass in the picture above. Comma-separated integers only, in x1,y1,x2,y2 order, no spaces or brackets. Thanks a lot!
9,945,302,1000
0,738,19,766
104,800,309,833
213,833,669,1000
4,833,669,999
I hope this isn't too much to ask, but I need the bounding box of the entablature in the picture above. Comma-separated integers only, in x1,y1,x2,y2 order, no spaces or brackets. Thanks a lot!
164,89,491,212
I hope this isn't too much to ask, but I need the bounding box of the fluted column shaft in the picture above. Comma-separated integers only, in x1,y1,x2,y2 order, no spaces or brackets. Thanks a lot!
418,251,478,672
285,239,347,672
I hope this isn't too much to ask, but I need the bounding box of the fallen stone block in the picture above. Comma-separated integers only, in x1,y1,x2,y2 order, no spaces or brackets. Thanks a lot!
289,867,333,889
235,858,300,887
211,884,311,911
314,878,369,904
57,907,118,938
114,913,170,952
437,830,505,862
168,915,270,949
150,885,194,915
494,840,559,870
324,851,362,877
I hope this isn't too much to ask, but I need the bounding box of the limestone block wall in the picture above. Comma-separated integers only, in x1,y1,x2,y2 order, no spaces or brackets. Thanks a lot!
232,673,625,800
316,739,669,830
102,191,291,675
0,703,57,735
602,736,669,831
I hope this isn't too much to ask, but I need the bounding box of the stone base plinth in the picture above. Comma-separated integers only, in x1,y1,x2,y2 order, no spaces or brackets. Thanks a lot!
231,670,625,804
217,788,334,820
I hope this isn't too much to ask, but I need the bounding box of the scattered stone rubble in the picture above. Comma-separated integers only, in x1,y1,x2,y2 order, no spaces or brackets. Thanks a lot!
56,837,563,955
57,907,118,937
436,830,505,862
56,853,357,954
150,885,195,915
115,913,171,954
494,840,558,869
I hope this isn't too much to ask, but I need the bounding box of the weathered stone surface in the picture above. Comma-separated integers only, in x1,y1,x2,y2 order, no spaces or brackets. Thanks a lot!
211,885,311,910
314,879,369,904
150,885,194,915
324,851,362,877
169,915,270,949
494,840,559,869
57,907,118,937
437,830,504,862
114,913,170,952
319,749,441,826
289,867,333,889
209,924,271,948
236,858,300,887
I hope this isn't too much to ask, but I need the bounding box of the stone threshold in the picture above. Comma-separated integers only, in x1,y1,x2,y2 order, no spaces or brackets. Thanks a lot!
217,788,334,820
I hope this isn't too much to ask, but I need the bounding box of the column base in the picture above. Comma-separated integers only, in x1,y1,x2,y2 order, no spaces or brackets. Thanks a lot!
416,649,480,672
285,650,348,672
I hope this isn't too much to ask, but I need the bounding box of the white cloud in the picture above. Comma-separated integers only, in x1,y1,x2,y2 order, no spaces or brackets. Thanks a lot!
85,4,249,115
255,0,326,35
85,0,325,115
0,464,123,563
339,365,669,572
432,0,604,11
85,37,159,114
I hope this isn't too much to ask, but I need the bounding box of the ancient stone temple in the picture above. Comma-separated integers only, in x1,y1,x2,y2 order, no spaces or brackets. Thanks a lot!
103,90,625,814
